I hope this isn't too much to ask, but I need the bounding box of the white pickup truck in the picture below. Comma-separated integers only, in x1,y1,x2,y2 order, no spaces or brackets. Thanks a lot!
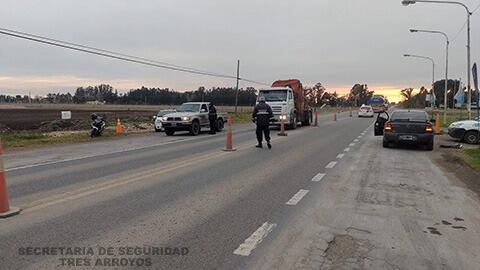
160,102,227,136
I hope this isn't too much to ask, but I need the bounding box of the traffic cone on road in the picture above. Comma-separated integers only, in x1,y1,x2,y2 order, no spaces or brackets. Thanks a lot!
223,116,236,151
349,107,353,117
278,115,288,136
0,139,20,218
115,119,124,134
333,110,337,122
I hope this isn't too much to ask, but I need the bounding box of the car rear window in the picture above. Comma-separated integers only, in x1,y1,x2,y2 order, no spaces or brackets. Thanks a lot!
391,111,427,122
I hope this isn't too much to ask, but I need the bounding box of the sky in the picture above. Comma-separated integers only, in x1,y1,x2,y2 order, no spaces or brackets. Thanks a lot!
1,0,479,103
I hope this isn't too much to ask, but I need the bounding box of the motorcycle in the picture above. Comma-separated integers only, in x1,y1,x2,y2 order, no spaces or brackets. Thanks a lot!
91,117,106,138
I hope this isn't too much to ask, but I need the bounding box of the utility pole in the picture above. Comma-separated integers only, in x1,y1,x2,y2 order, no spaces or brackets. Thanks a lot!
234,60,240,114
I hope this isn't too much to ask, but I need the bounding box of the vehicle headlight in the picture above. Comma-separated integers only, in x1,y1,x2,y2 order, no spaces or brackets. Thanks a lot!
279,115,287,120
182,116,191,121
162,116,168,121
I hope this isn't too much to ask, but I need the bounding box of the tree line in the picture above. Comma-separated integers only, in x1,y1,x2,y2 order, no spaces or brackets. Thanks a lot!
1,83,375,107
400,79,464,108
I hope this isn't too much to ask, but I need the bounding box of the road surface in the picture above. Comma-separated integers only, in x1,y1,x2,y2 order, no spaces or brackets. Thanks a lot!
1,111,479,269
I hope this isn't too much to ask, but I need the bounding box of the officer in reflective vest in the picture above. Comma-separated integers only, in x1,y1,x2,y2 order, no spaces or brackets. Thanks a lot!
252,96,273,149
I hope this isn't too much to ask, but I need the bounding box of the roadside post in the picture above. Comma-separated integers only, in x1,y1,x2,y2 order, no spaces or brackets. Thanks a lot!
435,113,441,135
349,106,353,117
0,138,21,218
313,109,318,127
223,116,236,151
333,110,337,122
278,115,288,136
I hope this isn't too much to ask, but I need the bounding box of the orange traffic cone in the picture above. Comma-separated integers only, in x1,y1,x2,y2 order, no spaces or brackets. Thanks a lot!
223,116,236,151
333,110,337,122
115,119,124,134
313,110,318,127
0,138,20,218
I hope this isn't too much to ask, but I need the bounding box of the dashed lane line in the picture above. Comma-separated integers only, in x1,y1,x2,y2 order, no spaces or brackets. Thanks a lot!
337,153,345,159
344,147,351,152
233,222,277,256
312,173,326,182
325,161,337,169
286,189,310,205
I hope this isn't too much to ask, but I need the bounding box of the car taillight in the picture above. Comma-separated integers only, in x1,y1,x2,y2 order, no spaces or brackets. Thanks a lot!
384,121,392,132
368,108,373,112
425,123,433,133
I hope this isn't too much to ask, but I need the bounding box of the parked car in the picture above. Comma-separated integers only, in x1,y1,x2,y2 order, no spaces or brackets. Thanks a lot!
160,102,227,136
358,105,374,118
153,109,176,132
448,117,480,144
374,109,435,151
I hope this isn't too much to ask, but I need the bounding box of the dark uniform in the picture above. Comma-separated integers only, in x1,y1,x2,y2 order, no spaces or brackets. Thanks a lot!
208,103,217,134
252,99,273,148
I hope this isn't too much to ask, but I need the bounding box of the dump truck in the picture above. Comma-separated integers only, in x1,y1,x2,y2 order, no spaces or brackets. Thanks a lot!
257,79,312,129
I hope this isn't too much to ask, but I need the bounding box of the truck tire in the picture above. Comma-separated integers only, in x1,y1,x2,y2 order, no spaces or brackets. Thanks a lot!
289,115,297,130
190,121,201,136
464,131,479,144
216,119,224,132
302,111,311,126
165,129,175,136
155,128,161,132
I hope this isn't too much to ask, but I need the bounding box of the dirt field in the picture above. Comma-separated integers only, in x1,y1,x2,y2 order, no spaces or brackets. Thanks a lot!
0,104,253,130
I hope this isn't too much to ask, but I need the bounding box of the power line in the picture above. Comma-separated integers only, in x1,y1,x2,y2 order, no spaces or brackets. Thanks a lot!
0,27,232,78
0,27,269,86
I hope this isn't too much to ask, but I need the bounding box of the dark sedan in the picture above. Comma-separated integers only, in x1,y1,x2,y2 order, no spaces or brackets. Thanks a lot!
374,110,435,151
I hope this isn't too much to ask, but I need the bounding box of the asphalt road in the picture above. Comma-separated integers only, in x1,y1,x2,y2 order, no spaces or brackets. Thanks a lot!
1,112,374,269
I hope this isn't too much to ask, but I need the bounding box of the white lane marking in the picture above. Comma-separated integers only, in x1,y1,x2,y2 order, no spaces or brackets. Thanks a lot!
286,189,310,205
337,153,345,159
326,161,337,169
4,138,195,172
344,147,351,152
349,143,355,147
233,222,277,256
312,173,326,182
354,139,359,142
357,135,362,138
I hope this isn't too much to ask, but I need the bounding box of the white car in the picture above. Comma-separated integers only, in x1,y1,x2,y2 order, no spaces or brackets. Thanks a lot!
448,117,480,144
154,109,176,132
358,105,374,117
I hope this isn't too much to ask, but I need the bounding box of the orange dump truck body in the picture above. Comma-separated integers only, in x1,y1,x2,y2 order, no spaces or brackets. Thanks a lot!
271,79,310,123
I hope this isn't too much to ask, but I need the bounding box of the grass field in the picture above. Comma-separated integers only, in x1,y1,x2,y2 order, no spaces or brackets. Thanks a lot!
463,148,480,170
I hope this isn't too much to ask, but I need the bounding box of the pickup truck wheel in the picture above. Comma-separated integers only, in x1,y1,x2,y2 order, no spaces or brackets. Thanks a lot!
464,131,479,144
165,129,175,136
216,119,224,131
190,121,200,136
155,128,161,132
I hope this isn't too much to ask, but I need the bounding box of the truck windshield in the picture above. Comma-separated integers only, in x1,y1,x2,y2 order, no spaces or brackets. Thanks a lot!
177,104,200,112
258,90,288,102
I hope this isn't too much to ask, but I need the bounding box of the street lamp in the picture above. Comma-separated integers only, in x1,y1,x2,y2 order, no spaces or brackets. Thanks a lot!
403,54,436,106
410,28,449,124
402,0,473,118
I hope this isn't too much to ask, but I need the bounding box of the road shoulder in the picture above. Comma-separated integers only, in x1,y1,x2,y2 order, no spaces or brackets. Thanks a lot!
246,132,480,269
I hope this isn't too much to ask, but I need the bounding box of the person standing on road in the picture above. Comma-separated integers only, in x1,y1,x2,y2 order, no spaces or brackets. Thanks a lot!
252,96,273,149
208,102,218,135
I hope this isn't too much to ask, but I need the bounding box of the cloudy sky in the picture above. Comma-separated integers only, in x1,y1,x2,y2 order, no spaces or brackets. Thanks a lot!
1,0,479,101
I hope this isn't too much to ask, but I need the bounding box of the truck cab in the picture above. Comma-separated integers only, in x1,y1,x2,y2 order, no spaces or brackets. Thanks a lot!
257,87,296,127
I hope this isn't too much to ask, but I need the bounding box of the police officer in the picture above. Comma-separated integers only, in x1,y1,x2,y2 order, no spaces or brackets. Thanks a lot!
208,102,217,135
252,96,273,148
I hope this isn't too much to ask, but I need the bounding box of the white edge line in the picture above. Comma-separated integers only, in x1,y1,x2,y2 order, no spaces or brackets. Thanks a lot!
286,189,310,205
233,222,277,256
312,173,326,182
326,161,337,169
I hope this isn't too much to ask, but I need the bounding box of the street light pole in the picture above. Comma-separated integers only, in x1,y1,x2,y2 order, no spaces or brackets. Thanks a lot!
402,0,472,118
410,29,449,124
404,54,436,106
